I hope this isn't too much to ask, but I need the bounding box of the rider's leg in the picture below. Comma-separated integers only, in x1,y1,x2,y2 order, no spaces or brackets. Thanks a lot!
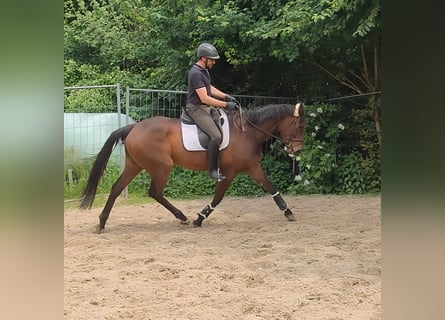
185,104,226,181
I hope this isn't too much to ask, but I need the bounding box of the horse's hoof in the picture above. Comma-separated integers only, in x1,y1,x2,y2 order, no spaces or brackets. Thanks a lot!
192,219,202,227
95,224,105,234
284,209,296,221
180,219,189,225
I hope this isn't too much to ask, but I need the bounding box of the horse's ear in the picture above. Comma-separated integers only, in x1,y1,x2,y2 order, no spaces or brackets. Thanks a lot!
294,103,301,117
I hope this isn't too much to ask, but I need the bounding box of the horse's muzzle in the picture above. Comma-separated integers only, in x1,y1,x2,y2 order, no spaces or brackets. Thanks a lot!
284,147,302,158
284,141,303,156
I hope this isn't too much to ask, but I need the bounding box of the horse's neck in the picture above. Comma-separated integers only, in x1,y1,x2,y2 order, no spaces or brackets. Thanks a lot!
245,118,279,142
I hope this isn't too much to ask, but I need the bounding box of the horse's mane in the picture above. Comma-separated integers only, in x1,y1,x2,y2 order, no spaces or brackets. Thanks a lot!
246,104,296,124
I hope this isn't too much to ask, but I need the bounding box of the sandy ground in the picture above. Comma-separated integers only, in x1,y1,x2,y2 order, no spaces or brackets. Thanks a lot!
64,194,381,320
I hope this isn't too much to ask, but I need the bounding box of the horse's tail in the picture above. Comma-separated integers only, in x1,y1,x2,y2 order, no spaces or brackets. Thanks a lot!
79,123,136,210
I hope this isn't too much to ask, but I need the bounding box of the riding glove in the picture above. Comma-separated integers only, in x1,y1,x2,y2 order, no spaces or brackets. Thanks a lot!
224,95,238,103
225,102,238,110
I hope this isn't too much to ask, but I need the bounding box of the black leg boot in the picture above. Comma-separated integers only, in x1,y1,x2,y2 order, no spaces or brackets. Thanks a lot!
207,141,226,181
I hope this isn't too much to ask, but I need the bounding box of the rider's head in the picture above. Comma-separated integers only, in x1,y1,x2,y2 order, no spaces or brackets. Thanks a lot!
197,43,220,69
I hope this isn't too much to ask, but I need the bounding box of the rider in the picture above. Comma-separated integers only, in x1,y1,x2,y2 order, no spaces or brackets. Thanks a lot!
186,42,238,181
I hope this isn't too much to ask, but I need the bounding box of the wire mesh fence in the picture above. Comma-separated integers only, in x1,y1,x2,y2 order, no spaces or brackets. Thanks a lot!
126,88,298,154
126,88,187,122
64,85,127,200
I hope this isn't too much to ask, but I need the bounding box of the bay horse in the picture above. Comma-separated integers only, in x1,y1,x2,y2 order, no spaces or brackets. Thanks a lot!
79,103,305,233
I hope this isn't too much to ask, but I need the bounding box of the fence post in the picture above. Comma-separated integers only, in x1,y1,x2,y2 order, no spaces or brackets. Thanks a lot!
116,83,128,198
126,86,130,125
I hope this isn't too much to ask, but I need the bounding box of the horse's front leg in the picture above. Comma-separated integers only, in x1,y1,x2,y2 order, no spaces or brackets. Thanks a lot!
246,166,296,221
193,176,233,227
271,191,296,221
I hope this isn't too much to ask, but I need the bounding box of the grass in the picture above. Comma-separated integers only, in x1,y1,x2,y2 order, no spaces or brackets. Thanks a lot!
64,194,156,211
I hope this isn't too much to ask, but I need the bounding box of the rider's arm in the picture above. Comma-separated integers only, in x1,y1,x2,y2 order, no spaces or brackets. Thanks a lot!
210,85,226,100
195,87,227,108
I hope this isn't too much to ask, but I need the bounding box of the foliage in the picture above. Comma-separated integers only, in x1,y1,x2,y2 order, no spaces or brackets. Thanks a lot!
64,158,122,199
164,167,215,198
65,0,381,95
286,103,380,194
64,83,119,112
64,0,189,89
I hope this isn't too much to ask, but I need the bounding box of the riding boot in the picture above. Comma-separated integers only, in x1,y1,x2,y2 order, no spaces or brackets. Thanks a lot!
207,141,226,181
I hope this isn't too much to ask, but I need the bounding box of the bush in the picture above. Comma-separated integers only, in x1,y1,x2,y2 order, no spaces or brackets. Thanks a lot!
64,159,122,199
286,103,380,194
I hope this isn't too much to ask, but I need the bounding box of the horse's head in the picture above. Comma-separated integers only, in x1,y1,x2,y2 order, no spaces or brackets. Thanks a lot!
279,102,305,156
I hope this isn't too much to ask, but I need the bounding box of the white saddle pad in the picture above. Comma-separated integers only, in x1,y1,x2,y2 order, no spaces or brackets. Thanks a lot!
181,111,230,151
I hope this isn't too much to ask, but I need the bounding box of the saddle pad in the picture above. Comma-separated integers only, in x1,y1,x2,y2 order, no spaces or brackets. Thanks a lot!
181,111,230,151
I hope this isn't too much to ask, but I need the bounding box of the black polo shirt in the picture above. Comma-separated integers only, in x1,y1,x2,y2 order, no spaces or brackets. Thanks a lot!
187,64,211,105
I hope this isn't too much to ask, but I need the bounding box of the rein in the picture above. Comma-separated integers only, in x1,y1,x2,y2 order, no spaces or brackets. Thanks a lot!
244,117,285,143
242,105,304,148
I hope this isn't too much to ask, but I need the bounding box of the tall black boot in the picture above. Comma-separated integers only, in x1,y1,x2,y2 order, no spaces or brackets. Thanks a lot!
207,141,226,181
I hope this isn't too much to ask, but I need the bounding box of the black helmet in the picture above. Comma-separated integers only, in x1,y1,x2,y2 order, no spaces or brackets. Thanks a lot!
197,43,220,59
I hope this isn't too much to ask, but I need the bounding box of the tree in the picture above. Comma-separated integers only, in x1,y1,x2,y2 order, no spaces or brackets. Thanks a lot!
191,0,381,146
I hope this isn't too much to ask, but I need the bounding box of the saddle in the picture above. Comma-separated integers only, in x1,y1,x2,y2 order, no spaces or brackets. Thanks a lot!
180,108,230,151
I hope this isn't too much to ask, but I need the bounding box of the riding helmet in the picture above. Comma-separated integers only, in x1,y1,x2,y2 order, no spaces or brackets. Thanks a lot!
197,43,220,59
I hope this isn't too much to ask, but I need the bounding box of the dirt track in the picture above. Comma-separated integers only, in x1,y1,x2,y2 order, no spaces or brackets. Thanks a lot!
64,194,381,319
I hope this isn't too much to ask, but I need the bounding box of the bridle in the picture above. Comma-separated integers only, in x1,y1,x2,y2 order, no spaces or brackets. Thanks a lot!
282,117,304,153
241,103,304,153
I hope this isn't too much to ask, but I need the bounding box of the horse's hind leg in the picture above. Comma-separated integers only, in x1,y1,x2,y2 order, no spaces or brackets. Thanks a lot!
98,163,141,233
147,167,189,224
193,176,233,227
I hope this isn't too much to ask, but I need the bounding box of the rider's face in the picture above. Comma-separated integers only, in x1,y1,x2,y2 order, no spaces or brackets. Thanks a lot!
206,58,216,69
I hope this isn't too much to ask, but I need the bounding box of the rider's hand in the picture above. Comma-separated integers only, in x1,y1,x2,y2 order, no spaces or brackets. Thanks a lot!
224,95,238,103
225,101,238,111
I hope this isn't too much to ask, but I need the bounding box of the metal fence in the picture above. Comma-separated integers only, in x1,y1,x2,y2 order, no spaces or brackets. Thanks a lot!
125,88,187,122
64,84,298,200
64,84,128,199
125,88,298,154
125,88,297,122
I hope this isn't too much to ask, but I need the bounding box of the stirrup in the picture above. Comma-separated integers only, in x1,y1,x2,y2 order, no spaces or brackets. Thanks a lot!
208,169,226,181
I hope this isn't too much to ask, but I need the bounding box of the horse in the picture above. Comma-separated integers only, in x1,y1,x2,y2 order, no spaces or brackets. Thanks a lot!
79,103,305,233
